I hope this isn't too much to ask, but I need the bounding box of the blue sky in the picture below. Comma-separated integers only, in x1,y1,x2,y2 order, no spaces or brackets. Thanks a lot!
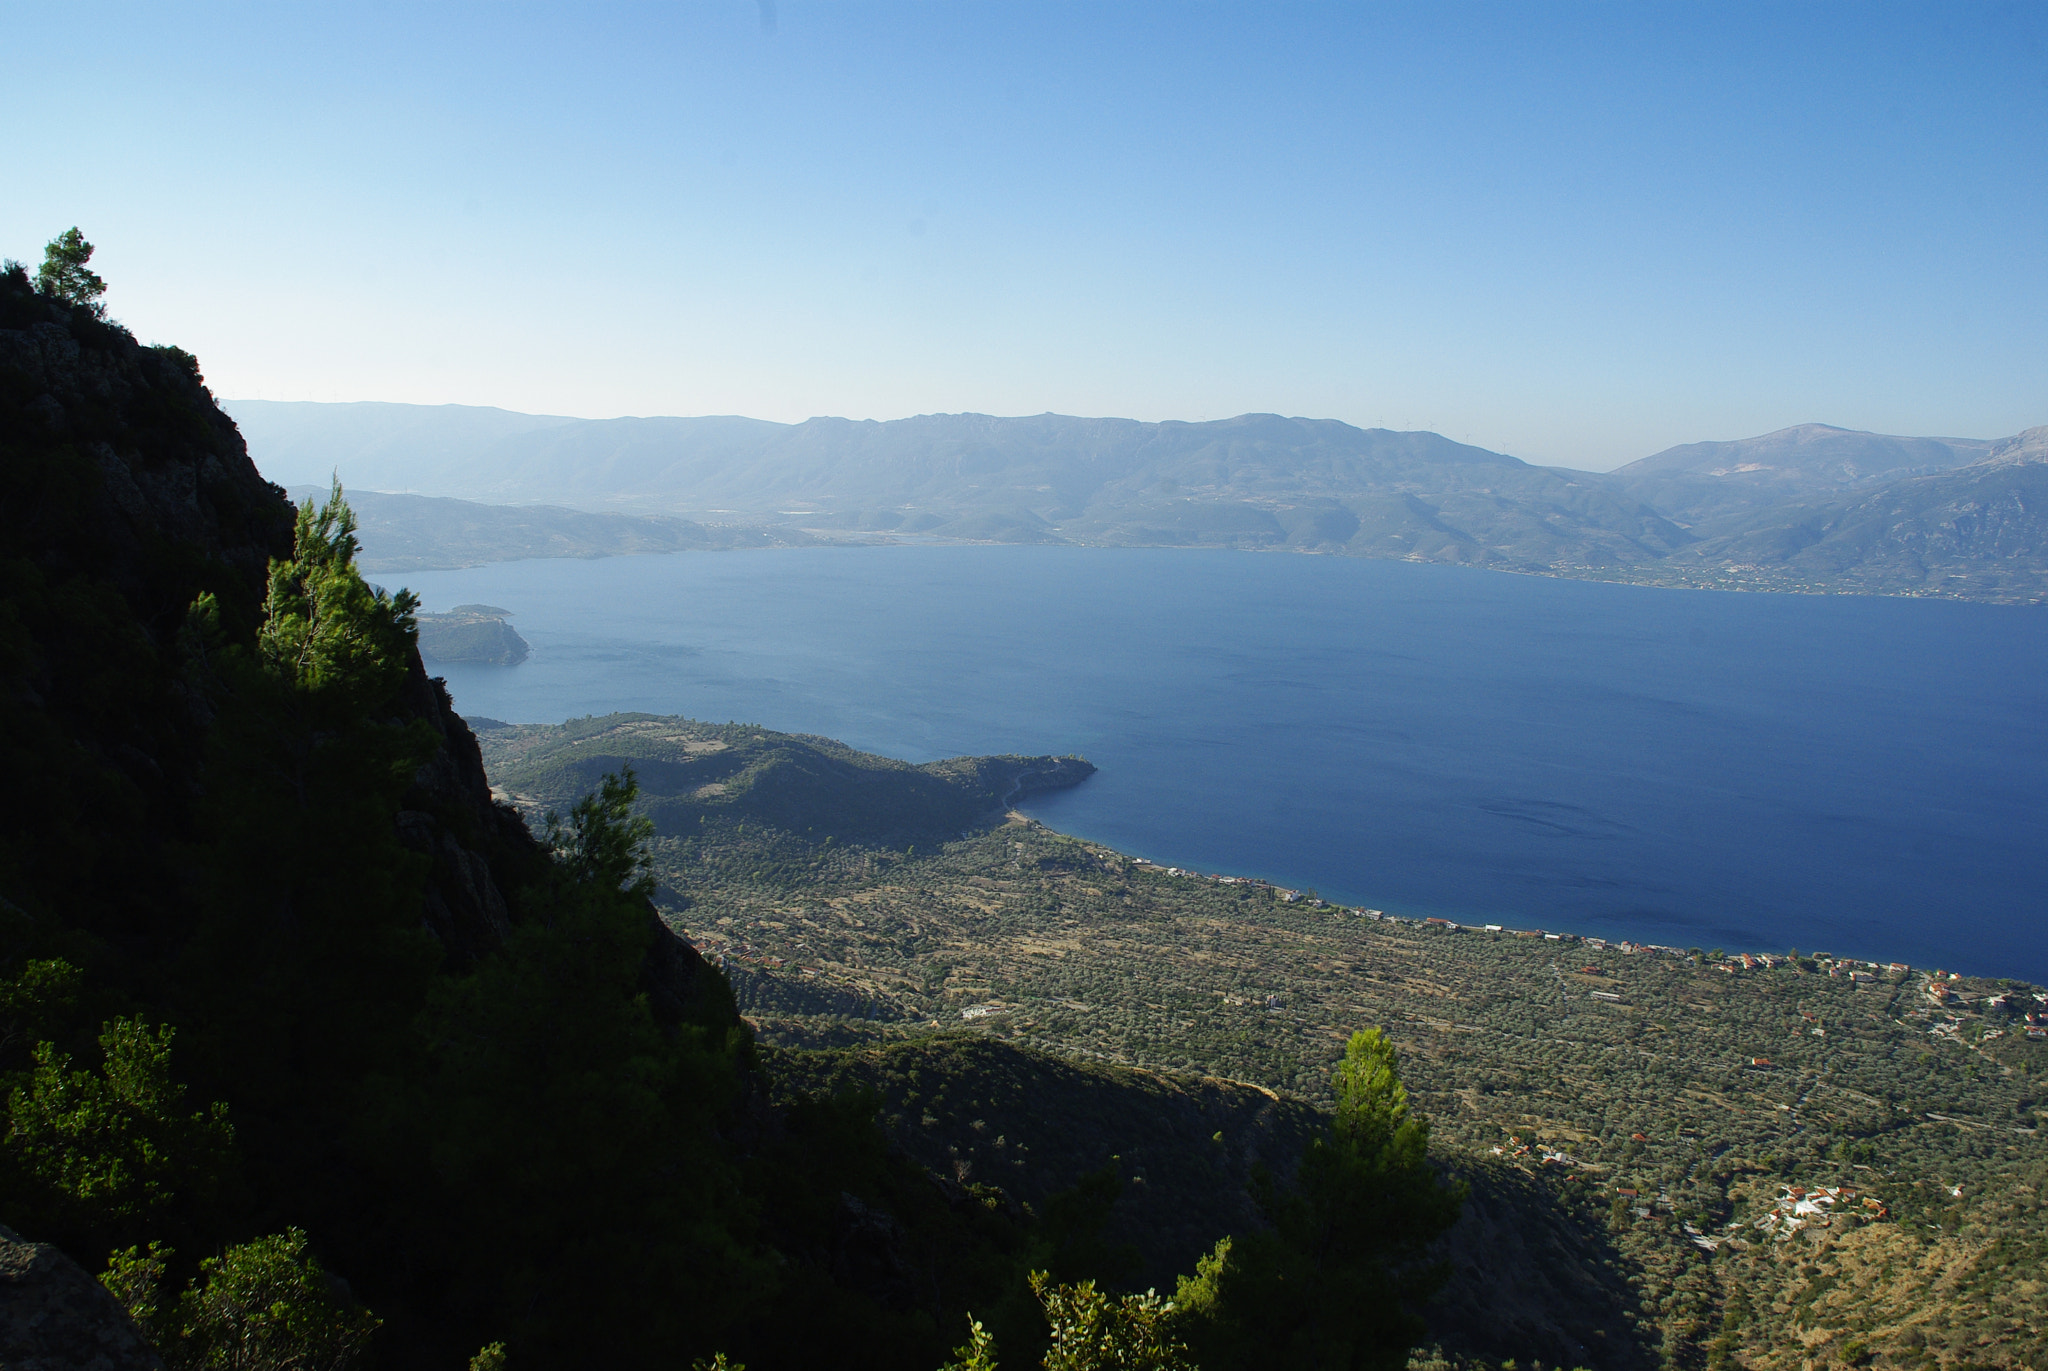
5,2,2044,469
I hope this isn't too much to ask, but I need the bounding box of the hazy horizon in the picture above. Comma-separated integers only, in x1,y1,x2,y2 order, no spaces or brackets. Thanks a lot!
7,3,2045,471
225,396,2024,478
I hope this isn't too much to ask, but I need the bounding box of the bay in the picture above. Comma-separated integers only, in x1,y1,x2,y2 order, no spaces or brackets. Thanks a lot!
397,546,2048,982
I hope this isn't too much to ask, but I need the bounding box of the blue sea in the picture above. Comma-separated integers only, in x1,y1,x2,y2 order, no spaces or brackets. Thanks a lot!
398,546,2048,983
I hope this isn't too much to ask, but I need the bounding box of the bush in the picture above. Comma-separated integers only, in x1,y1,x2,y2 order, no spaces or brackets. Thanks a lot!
3,1016,234,1255
170,1229,379,1371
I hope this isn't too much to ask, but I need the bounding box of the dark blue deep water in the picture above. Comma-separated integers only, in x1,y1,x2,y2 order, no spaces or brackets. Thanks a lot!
399,547,2048,982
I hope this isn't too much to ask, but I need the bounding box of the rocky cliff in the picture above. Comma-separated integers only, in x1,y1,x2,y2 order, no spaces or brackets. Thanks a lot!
0,263,723,997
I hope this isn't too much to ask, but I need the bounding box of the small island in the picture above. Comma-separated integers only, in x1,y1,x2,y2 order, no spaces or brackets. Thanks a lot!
416,603,530,665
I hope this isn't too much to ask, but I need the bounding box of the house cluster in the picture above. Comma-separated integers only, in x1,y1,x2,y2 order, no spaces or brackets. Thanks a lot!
1394,917,1683,951
1130,857,1297,897
1751,1183,1886,1240
1920,977,2048,1037
1717,951,1904,981
1488,1135,1583,1171
1979,988,2048,1038
1613,1185,1665,1223
1131,859,1409,917
958,1002,1007,1021
1124,861,2039,1026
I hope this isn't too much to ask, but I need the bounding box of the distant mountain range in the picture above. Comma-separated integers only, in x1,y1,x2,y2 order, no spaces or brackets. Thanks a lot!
281,484,813,573
235,400,2048,602
1655,426,2048,599
1600,422,1997,531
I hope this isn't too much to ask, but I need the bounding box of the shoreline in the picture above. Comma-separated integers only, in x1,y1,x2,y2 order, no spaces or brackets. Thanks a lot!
997,808,2048,989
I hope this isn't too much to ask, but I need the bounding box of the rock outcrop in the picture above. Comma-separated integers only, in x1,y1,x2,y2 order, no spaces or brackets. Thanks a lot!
0,266,556,974
0,1225,163,1371
394,659,538,966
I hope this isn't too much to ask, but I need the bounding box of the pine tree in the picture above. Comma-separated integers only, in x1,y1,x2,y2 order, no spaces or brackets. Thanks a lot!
1173,1028,1464,1371
35,227,107,313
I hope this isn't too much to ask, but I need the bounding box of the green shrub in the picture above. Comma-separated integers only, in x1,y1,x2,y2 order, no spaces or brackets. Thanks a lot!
170,1229,379,1371
3,1016,233,1254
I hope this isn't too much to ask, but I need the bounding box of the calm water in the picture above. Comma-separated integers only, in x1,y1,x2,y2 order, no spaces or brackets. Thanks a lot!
399,547,2048,982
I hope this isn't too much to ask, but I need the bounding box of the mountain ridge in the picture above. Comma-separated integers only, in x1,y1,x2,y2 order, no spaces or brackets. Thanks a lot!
234,399,2048,601
232,401,1698,574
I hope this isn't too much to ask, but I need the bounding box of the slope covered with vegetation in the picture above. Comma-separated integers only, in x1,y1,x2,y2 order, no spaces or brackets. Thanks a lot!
482,715,2048,1371
484,713,1094,850
414,605,531,665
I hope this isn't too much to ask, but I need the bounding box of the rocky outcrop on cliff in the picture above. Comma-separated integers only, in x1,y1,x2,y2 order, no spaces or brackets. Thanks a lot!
393,657,538,966
0,266,541,973
0,1225,163,1371
1,270,295,951
0,291,290,620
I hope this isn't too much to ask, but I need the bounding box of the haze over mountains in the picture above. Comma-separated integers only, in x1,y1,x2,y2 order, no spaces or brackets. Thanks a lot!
279,485,812,573
1599,423,1995,530
232,400,2048,601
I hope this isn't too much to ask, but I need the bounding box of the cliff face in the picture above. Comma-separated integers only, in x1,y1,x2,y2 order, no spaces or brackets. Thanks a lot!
394,658,535,965
2,273,293,955
4,267,1061,1371
0,267,553,977
0,259,737,1026
0,292,288,610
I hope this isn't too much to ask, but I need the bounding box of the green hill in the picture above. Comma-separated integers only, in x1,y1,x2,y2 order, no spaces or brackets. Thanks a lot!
483,712,1094,847
415,608,530,665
